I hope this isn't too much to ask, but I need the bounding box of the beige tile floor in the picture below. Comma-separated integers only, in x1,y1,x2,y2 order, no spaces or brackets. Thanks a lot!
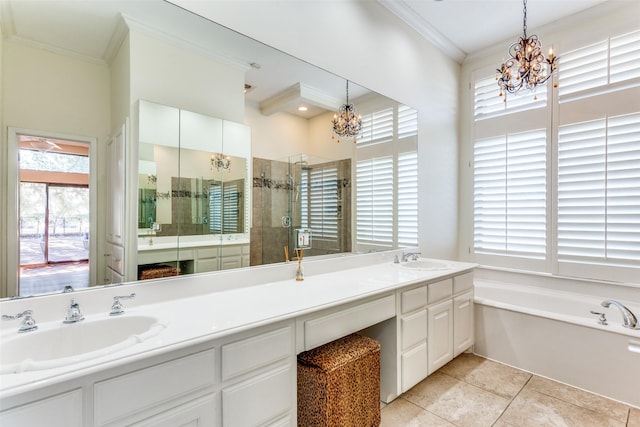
381,353,640,427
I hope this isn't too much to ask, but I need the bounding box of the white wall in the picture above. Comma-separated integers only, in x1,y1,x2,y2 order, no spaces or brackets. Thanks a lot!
129,30,245,123
2,41,111,139
171,0,461,259
245,104,308,161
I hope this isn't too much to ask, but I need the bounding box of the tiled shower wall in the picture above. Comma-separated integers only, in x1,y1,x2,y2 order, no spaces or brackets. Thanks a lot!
251,157,351,266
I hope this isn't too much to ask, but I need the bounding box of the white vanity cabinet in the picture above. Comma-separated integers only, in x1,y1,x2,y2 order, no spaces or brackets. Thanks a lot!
93,349,217,426
398,272,475,391
1,322,295,427
0,389,83,427
219,324,296,427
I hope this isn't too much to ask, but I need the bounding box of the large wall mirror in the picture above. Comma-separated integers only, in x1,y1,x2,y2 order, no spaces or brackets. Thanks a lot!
1,0,418,299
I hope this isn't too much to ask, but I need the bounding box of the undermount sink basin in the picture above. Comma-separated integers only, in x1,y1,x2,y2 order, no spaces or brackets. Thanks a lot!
0,315,166,374
399,259,452,271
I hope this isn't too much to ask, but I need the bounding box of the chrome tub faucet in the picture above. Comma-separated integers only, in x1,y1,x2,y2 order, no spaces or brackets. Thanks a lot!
63,298,85,323
601,299,638,329
2,309,38,333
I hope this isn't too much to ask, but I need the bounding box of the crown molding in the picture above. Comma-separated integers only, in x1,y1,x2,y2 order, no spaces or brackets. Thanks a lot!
121,14,250,72
377,0,466,64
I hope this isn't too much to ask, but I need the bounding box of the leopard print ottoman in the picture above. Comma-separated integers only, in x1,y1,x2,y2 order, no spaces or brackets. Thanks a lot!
297,333,381,427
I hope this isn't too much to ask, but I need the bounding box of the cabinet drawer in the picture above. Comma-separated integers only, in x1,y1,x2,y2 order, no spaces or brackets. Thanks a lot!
401,309,427,350
221,245,243,256
198,247,219,259
401,286,427,314
454,272,473,294
94,350,215,426
1,389,82,427
222,364,292,427
138,248,180,264
222,326,293,381
428,278,452,304
401,342,428,392
304,294,395,350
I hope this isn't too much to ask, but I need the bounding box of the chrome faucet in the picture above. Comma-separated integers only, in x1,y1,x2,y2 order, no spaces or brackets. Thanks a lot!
63,298,85,323
110,293,136,316
601,300,638,329
402,252,421,262
2,310,38,333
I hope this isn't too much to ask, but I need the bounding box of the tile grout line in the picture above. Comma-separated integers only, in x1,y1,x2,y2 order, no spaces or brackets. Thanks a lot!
526,376,632,425
489,373,534,426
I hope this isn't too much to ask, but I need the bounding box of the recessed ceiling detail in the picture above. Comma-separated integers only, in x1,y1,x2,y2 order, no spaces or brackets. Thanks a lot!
259,83,341,119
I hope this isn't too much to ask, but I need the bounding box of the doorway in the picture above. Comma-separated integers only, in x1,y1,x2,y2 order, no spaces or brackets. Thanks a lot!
17,135,91,296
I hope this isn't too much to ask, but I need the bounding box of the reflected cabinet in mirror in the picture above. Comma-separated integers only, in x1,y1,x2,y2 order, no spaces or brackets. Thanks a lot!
1,0,417,299
136,100,250,280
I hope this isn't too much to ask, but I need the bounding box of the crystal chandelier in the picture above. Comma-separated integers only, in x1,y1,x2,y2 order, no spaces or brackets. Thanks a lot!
332,80,362,143
497,0,558,101
211,153,231,172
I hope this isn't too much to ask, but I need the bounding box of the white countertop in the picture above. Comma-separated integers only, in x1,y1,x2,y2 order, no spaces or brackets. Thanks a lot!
0,253,475,399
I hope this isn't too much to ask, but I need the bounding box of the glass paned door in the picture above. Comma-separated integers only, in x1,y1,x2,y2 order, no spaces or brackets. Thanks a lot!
19,183,89,266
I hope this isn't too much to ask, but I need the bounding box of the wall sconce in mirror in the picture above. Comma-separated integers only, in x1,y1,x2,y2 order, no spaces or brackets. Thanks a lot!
211,153,231,172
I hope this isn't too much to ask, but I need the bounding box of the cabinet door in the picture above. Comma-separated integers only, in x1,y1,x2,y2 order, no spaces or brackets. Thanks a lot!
401,309,427,351
428,299,453,374
0,389,82,427
222,364,292,427
401,342,428,392
106,123,125,246
454,291,474,357
131,394,218,427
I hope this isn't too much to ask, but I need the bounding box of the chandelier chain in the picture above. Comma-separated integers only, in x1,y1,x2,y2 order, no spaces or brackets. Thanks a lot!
523,0,528,38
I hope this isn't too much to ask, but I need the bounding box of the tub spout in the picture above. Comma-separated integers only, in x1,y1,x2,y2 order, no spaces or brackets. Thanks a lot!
601,300,638,329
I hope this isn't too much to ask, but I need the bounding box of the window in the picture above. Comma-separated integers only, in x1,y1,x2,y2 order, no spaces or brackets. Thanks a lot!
471,27,640,283
558,113,640,267
397,151,418,247
355,103,418,250
209,181,242,234
356,156,394,247
473,130,546,259
301,165,339,241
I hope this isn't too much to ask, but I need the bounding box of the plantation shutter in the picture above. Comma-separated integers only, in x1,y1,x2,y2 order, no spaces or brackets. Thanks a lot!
308,166,339,241
557,112,640,265
473,130,547,258
209,183,222,233
474,76,546,120
222,182,239,233
356,156,393,247
397,151,418,246
358,108,394,146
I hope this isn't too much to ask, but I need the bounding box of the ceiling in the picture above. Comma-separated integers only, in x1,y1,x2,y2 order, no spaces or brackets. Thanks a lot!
1,0,613,116
379,0,609,62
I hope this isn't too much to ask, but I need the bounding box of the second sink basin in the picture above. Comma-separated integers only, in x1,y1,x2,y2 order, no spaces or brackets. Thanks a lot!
1,315,166,374
400,259,452,271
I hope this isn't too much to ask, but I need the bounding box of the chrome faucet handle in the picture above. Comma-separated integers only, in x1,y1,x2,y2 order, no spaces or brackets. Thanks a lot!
63,298,85,323
2,310,38,333
110,293,136,316
590,310,608,325
62,285,74,293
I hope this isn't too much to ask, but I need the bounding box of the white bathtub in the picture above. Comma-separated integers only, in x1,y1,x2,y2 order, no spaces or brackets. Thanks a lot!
474,280,640,408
